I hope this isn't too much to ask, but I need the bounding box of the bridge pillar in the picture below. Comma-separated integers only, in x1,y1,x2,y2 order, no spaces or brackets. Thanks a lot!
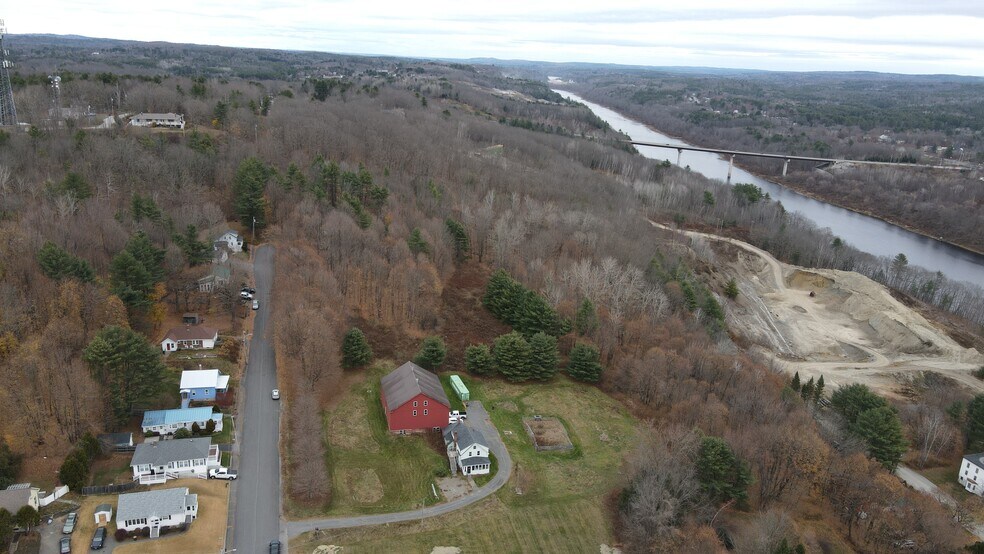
727,154,735,183
676,148,682,166
782,158,790,176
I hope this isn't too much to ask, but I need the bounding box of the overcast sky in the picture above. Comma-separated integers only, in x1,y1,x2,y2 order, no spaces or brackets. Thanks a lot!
8,1,984,76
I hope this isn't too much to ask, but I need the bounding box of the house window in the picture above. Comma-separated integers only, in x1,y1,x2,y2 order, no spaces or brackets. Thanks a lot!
424,401,428,406
413,401,418,407
424,410,428,415
413,410,417,416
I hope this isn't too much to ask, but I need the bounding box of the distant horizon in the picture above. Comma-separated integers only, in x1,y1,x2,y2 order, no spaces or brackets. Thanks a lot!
10,32,984,81
7,2,984,77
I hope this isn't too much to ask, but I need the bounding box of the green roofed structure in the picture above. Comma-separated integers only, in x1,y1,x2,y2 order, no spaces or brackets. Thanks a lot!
450,374,469,402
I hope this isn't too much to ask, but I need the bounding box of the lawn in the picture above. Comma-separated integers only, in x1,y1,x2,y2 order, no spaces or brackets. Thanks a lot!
211,415,234,444
292,373,641,552
314,363,448,517
90,453,134,486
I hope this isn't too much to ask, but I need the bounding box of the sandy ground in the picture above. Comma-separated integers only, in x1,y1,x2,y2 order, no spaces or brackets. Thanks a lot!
651,222,984,397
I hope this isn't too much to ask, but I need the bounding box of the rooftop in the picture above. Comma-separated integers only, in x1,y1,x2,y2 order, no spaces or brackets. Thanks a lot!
132,112,184,121
965,453,984,470
116,487,195,524
179,369,229,390
163,326,218,343
142,407,220,428
131,438,212,466
381,361,450,410
443,420,488,452
0,487,33,512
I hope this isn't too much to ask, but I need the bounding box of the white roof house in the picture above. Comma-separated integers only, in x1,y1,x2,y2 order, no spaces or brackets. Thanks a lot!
180,369,230,391
130,112,185,129
116,487,198,538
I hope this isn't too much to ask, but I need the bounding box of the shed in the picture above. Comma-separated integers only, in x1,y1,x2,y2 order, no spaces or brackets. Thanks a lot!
94,504,113,526
449,375,469,402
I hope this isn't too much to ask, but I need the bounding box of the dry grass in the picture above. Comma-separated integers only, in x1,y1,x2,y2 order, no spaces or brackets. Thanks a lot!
523,417,573,449
72,478,229,554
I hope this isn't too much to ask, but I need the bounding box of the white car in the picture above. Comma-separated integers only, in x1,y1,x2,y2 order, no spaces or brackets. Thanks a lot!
240,290,254,299
252,299,259,310
272,389,280,400
208,467,238,480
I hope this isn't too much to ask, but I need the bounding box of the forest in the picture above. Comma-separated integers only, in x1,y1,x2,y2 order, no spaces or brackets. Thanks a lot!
543,67,984,253
0,35,983,552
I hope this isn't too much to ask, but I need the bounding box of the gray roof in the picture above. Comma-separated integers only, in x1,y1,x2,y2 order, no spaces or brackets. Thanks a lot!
116,487,195,523
460,456,490,467
0,488,32,512
132,113,183,121
381,361,450,410
443,421,488,451
965,453,984,470
131,438,211,466
98,433,133,446
95,504,112,514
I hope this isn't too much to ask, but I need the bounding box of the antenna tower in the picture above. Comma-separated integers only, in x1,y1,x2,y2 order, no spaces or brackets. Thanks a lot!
0,19,17,126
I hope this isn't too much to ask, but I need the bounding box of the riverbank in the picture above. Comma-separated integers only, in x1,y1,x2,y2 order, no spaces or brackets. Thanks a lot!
558,87,984,259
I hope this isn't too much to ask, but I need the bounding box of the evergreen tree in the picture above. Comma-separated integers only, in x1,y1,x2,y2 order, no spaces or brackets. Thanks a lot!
483,269,515,320
464,344,494,375
574,298,598,336
191,422,202,436
407,228,430,256
967,395,984,451
696,436,753,504
58,450,89,491
681,281,698,311
414,336,447,370
123,231,165,283
14,506,40,530
567,343,603,383
814,375,825,402
724,278,739,300
851,406,908,470
790,372,801,392
283,162,307,191
528,332,559,380
173,428,192,439
205,418,217,435
341,327,372,369
131,193,162,222
55,171,92,200
702,295,725,324
444,218,470,261
109,250,154,308
0,508,11,546
493,332,531,382
800,377,815,401
0,438,22,489
830,383,887,425
37,241,94,282
232,157,269,229
83,325,167,426
174,225,210,266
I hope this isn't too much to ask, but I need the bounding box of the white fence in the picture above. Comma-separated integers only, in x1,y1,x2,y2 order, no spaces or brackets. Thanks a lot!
38,485,69,507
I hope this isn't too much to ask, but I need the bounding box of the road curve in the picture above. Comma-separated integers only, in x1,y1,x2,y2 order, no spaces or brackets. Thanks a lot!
286,400,512,538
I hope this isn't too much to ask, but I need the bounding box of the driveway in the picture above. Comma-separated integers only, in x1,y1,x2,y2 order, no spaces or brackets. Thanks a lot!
896,464,984,540
40,515,119,553
228,245,282,553
286,400,512,537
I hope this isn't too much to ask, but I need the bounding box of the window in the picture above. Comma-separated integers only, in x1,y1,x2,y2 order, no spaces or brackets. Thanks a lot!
413,401,418,407
413,410,417,416
424,401,428,406
423,410,428,415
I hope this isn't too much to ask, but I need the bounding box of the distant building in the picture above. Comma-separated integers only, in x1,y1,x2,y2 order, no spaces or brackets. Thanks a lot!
130,113,185,129
116,487,198,538
380,361,451,433
959,453,984,495
160,326,218,353
197,265,231,293
141,407,223,436
97,432,134,452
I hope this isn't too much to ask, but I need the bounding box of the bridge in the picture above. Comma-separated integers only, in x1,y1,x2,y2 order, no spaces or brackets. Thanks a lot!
625,140,965,181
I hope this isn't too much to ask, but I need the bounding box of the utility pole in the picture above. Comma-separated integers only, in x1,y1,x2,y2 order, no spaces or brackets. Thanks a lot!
0,19,18,126
251,216,256,244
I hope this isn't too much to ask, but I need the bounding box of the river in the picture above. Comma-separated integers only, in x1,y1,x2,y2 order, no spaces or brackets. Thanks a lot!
555,90,984,288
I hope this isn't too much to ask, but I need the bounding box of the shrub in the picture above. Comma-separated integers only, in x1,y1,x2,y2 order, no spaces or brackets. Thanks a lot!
205,418,217,434
341,327,372,369
464,344,494,375
493,332,531,382
174,428,192,439
567,343,603,383
191,422,202,436
115,528,128,541
414,336,447,370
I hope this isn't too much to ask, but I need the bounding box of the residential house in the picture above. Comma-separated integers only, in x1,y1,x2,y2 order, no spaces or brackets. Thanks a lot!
380,361,451,433
197,265,231,293
443,421,491,476
179,368,230,408
160,326,218,353
213,230,243,253
130,438,220,485
0,483,40,513
959,453,984,495
130,112,185,129
142,407,223,436
116,487,198,538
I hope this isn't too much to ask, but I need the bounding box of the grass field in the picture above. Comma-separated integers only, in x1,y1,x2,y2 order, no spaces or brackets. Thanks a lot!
318,363,448,516
293,373,641,553
211,415,234,444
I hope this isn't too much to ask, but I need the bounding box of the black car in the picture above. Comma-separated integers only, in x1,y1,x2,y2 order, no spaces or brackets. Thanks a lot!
270,540,281,553
90,526,106,550
59,536,71,554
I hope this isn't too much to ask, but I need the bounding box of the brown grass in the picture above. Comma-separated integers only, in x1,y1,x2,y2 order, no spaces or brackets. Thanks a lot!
523,418,573,448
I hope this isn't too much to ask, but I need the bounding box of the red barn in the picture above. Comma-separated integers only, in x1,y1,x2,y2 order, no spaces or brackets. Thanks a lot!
380,361,451,433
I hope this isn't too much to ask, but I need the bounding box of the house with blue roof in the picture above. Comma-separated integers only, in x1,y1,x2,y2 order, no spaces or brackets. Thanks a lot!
141,407,223,436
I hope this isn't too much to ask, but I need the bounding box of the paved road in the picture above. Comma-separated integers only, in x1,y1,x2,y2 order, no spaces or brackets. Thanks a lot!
896,464,984,540
229,245,282,553
286,401,512,537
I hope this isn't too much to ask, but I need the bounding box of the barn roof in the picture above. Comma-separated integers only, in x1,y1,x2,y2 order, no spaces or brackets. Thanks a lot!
381,361,450,410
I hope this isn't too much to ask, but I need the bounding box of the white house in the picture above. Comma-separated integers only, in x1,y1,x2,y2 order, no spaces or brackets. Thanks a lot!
116,487,197,538
959,453,984,495
214,230,243,253
160,326,218,353
130,438,220,485
443,421,491,476
179,368,230,408
0,484,40,513
130,113,185,129
141,407,223,435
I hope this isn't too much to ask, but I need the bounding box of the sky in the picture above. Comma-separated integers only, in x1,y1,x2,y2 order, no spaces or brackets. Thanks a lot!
7,1,984,76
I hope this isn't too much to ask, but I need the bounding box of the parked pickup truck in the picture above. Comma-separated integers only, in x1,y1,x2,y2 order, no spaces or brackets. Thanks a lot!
448,410,468,423
208,467,238,480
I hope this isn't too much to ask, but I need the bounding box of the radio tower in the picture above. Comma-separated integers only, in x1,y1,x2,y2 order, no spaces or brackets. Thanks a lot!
0,19,17,126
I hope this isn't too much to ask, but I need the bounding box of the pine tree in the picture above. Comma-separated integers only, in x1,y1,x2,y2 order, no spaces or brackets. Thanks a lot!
341,327,372,369
696,436,753,504
483,269,514,320
800,377,815,401
724,278,739,300
109,250,153,308
407,228,430,256
174,225,210,266
493,332,531,382
790,372,801,392
574,298,598,336
83,325,167,426
852,406,907,470
814,375,825,402
528,332,559,380
464,344,494,375
232,157,269,229
414,336,447,370
444,218,470,261
681,281,698,311
124,231,165,283
567,343,603,383
37,241,94,282
55,171,92,200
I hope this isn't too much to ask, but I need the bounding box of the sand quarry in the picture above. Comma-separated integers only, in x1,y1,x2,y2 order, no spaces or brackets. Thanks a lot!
653,223,984,396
